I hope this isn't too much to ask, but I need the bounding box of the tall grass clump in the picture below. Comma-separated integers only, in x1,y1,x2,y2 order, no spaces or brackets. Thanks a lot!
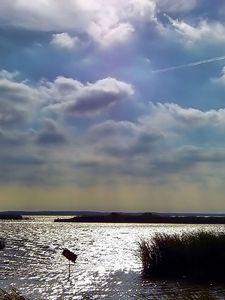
138,231,225,280
0,289,28,300
0,238,5,250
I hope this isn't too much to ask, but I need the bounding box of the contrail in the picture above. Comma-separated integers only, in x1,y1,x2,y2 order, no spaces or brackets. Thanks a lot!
152,55,225,73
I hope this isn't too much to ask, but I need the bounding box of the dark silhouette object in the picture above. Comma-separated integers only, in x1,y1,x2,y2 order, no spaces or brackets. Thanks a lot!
62,249,77,262
62,248,77,278
138,231,225,281
0,214,23,220
54,212,225,224
0,238,5,250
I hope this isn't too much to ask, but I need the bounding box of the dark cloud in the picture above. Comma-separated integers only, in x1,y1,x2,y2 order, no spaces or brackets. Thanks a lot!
73,160,102,169
0,129,27,146
0,75,37,103
102,132,161,158
36,119,66,146
0,105,27,127
89,119,163,158
0,154,44,166
152,146,225,176
66,91,126,114
89,120,137,139
36,131,66,145
49,77,134,115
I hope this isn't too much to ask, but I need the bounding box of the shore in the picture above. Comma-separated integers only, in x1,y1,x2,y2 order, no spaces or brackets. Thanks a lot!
54,212,225,224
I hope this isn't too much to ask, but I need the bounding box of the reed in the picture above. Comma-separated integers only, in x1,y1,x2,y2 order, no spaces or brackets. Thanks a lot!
137,231,225,280
0,238,5,250
0,288,28,300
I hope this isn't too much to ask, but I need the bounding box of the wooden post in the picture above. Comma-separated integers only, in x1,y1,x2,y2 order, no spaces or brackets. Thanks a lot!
69,260,70,279
62,248,77,279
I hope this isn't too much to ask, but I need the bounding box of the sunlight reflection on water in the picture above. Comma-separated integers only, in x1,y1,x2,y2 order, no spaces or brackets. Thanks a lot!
0,219,225,299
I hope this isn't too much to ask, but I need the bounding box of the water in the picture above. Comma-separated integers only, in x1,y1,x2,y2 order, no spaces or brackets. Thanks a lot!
1,218,225,299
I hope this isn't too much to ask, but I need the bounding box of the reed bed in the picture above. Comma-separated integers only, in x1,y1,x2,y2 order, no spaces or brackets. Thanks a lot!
0,289,28,300
137,231,225,280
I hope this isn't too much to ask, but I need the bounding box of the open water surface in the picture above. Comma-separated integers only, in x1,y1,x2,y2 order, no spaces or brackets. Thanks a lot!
1,218,225,299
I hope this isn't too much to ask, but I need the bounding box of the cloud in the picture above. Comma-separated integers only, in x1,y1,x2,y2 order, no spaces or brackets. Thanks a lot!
88,22,134,48
2,68,225,187
0,69,19,80
35,119,67,146
89,120,138,139
87,101,225,166
0,69,136,184
211,66,225,85
139,102,225,132
0,73,38,104
166,16,225,44
88,119,163,158
151,145,225,179
0,129,26,146
50,33,79,49
0,154,44,166
0,0,158,48
0,70,38,127
48,77,134,115
101,132,162,157
0,105,27,127
0,70,134,122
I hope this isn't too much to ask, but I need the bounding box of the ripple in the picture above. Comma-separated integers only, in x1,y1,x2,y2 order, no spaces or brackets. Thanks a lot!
1,221,225,299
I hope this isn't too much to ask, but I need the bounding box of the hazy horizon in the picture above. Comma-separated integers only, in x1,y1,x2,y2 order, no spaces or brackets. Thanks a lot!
1,1,225,211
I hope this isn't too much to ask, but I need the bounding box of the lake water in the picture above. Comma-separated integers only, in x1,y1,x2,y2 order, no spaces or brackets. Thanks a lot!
1,218,225,299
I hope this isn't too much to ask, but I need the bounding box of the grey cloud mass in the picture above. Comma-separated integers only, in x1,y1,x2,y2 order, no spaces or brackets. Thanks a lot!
36,119,67,146
48,77,134,114
2,69,225,186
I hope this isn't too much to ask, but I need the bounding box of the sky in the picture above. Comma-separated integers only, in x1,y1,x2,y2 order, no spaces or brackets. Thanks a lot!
1,0,225,212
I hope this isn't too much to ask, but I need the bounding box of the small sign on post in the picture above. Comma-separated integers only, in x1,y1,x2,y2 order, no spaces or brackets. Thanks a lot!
62,248,77,278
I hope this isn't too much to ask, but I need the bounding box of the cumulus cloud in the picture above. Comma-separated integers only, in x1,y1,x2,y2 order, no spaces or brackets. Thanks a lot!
89,120,138,140
0,105,27,128
0,69,136,183
151,145,225,178
101,132,162,157
88,119,163,158
0,70,134,120
88,22,134,47
211,66,225,85
36,119,67,146
0,69,19,80
0,129,26,146
0,70,38,127
2,68,225,186
166,16,225,44
139,102,225,132
48,77,134,114
0,0,158,47
0,75,38,104
50,33,79,49
87,101,225,165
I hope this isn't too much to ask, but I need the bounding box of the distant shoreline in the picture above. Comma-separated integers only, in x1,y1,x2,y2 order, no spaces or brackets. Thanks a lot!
2,211,225,224
54,212,225,224
0,214,23,220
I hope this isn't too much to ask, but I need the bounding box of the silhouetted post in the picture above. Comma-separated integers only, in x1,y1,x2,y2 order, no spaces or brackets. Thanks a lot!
62,248,77,279
69,260,70,278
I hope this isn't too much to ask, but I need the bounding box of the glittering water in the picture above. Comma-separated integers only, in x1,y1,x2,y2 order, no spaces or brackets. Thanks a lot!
1,218,225,299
